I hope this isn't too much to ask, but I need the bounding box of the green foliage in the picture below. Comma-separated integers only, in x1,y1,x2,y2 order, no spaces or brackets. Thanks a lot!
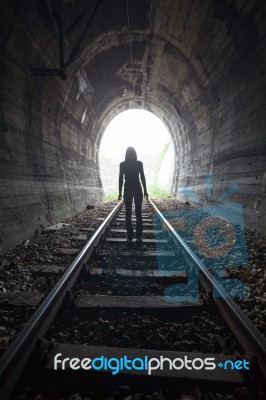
147,184,171,198
104,184,171,200
104,192,118,200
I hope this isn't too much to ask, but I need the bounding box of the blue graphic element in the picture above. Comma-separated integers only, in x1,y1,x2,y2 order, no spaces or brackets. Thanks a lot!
206,173,213,201
217,182,239,202
180,187,204,204
218,359,250,370
164,268,199,302
153,173,248,302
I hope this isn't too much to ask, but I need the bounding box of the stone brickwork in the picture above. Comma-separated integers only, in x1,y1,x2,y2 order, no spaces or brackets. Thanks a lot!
0,0,266,252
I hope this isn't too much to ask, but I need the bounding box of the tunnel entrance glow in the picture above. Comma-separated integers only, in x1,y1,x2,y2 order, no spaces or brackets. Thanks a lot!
99,109,175,198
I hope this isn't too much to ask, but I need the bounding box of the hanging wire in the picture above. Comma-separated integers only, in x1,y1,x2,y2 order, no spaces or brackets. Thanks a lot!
65,0,101,68
126,0,136,95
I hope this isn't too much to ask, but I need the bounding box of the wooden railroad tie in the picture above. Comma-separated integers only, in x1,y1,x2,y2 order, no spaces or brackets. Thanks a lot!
99,250,176,258
110,228,163,234
105,238,168,244
0,294,198,309
75,295,201,309
89,267,187,281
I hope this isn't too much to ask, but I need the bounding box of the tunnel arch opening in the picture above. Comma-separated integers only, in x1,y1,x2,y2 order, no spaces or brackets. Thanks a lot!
91,97,188,201
98,109,175,198
0,0,265,254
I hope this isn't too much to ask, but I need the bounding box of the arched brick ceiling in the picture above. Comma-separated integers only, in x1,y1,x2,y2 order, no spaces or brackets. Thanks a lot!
59,0,264,166
1,0,266,251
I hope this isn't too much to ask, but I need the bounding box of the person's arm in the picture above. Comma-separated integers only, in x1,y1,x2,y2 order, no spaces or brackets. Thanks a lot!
118,163,123,200
140,162,148,198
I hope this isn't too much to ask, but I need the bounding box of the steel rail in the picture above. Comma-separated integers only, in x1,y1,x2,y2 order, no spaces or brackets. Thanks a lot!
148,198,266,377
0,199,124,400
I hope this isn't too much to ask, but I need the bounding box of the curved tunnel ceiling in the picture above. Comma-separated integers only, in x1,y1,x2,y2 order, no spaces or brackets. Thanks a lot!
1,0,266,251
59,0,264,171
64,0,216,141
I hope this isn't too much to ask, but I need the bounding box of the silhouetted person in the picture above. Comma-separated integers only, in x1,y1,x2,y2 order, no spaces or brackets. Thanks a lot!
118,147,148,244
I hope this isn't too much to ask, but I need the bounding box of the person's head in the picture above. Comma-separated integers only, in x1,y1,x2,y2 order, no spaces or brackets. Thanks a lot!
125,147,137,162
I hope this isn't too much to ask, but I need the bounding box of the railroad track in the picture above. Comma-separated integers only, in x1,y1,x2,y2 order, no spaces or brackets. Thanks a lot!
0,199,266,399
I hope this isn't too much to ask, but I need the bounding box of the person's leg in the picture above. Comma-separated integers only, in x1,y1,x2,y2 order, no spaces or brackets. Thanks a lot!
135,190,143,240
124,192,134,241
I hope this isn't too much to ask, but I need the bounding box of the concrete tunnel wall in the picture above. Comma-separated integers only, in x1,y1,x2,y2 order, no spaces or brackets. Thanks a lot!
0,0,266,253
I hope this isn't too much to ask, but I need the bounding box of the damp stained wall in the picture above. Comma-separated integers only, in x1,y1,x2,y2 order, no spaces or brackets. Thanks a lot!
0,0,266,253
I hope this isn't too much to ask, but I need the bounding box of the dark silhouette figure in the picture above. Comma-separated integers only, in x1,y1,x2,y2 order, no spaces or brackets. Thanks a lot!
118,147,148,244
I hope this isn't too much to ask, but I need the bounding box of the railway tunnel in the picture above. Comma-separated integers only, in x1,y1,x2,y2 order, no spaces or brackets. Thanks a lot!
1,1,266,398
0,0,266,250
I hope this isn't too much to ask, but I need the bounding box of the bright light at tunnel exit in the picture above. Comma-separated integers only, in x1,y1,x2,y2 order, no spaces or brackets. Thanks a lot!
99,109,175,197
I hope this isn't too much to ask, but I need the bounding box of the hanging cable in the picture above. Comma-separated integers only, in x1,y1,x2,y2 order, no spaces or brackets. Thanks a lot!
126,0,136,95
65,0,101,68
